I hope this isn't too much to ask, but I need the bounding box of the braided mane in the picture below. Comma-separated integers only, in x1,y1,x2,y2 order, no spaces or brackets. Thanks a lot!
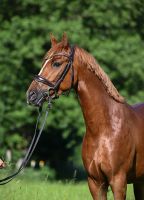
76,47,125,103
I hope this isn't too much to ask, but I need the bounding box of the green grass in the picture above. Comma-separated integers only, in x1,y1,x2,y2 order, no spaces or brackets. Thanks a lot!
0,179,135,200
0,167,135,200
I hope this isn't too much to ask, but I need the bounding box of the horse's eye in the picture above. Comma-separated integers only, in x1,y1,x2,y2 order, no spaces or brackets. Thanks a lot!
52,62,61,68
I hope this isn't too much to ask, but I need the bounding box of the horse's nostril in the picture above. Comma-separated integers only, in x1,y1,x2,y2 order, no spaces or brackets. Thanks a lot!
29,91,37,102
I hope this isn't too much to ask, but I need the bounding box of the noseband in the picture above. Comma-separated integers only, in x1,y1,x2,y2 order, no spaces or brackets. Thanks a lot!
34,46,75,99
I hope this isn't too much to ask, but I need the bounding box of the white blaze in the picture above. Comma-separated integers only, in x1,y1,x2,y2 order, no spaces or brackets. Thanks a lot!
38,59,50,75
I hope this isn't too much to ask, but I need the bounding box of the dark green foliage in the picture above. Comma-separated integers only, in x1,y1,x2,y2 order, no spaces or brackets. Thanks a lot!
0,0,144,177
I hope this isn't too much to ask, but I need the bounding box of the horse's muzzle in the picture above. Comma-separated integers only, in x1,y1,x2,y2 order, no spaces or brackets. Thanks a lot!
27,90,46,107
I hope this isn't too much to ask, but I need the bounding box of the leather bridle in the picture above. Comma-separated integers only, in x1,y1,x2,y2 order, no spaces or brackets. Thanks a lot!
34,46,75,99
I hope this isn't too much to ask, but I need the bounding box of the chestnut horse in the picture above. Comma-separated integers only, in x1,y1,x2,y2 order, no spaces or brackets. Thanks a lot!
27,33,144,200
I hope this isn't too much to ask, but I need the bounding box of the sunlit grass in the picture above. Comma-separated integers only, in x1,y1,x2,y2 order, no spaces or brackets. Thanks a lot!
0,167,135,199
0,179,135,200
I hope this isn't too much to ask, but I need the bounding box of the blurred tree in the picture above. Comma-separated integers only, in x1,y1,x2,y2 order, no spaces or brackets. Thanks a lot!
0,0,144,177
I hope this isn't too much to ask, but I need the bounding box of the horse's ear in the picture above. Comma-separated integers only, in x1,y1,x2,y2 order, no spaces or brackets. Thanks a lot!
50,33,57,47
62,32,69,48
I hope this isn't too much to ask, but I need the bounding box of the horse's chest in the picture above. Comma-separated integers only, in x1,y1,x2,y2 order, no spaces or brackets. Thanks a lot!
82,135,107,176
82,133,133,179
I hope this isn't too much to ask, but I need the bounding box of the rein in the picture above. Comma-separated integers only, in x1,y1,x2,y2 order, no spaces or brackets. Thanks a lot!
0,98,52,185
0,46,75,185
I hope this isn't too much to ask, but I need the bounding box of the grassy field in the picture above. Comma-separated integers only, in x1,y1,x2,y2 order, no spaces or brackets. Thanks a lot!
0,167,135,200
0,179,135,200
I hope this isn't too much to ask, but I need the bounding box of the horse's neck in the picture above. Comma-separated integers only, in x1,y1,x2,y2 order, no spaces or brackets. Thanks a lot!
77,65,115,135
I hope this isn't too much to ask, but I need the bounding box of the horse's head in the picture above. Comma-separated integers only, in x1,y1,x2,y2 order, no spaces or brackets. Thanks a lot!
27,33,77,107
